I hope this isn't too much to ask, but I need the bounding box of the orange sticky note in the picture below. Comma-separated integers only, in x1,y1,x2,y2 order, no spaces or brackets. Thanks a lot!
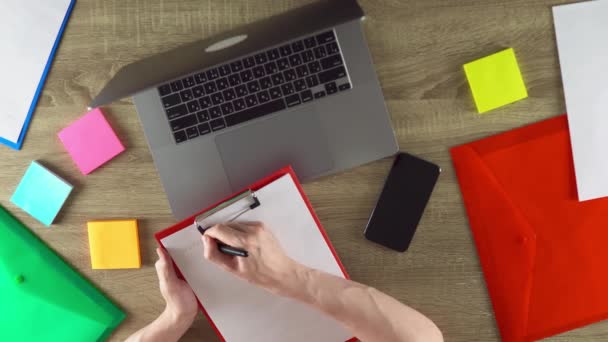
87,219,141,269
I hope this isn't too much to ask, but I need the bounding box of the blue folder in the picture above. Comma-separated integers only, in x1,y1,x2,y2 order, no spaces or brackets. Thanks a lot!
0,0,76,150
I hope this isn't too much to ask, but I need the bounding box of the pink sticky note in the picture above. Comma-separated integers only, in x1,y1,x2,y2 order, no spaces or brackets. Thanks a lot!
58,109,125,175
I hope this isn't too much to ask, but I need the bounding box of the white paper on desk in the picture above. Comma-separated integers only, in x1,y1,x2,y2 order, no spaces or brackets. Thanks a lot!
0,0,72,144
161,174,352,342
553,0,608,201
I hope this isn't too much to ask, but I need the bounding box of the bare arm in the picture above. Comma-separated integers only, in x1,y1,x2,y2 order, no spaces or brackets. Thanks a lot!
126,248,198,342
203,222,443,342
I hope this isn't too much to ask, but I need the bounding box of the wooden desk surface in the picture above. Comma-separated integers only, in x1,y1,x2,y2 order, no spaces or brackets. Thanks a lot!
1,0,605,341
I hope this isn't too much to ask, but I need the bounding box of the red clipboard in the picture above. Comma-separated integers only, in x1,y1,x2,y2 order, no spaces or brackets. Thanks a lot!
155,166,355,342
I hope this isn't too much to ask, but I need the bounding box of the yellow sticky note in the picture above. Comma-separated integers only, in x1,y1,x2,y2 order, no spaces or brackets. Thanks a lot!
464,48,528,113
88,219,141,269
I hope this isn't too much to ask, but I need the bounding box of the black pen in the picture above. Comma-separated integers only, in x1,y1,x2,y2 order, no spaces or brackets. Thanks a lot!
198,225,249,257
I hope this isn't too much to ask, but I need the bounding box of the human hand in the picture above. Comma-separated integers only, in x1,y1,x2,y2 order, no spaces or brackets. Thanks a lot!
154,247,198,323
201,222,305,296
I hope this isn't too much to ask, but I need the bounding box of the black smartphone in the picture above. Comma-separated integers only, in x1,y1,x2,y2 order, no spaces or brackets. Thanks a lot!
364,153,440,252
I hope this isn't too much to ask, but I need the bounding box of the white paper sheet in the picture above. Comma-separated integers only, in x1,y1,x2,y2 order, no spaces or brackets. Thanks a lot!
553,0,608,201
161,174,352,342
0,0,72,144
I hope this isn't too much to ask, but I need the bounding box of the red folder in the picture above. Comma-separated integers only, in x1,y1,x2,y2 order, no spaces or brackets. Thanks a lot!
155,166,355,342
451,115,608,341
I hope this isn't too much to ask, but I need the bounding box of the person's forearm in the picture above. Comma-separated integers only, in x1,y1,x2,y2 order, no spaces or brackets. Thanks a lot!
282,265,442,342
126,309,194,342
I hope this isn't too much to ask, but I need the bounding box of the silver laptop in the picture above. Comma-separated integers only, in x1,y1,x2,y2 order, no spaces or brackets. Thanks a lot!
90,0,398,220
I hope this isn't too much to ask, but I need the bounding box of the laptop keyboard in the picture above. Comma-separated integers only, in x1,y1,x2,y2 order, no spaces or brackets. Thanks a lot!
157,30,352,144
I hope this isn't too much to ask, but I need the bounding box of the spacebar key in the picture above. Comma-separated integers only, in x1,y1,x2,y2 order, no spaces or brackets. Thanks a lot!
225,99,286,127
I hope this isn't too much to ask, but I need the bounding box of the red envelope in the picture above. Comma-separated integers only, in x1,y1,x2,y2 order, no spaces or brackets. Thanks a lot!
451,115,608,341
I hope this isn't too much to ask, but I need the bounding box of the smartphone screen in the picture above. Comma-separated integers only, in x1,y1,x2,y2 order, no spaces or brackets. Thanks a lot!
364,153,440,252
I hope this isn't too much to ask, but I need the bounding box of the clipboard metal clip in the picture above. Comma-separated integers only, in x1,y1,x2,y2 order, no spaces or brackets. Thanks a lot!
194,190,261,232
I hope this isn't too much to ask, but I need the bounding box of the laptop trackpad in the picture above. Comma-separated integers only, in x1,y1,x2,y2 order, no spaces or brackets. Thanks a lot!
215,110,334,191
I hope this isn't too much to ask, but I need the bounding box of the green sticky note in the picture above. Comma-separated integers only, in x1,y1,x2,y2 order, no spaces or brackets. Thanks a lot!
464,48,528,113
10,161,73,226
0,205,125,341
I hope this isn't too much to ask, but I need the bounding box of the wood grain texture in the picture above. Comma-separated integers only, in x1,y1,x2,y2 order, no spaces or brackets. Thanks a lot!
0,0,604,341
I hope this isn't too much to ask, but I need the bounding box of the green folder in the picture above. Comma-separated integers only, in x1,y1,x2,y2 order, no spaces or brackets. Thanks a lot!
0,205,125,341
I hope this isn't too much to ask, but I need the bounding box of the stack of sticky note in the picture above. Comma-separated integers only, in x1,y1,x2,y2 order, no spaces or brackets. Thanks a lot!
88,219,141,269
11,161,73,226
58,108,125,175
464,48,528,114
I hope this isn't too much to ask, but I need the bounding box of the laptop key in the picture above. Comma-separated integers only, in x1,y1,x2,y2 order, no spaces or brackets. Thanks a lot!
296,65,309,78
204,82,217,94
192,86,205,98
281,82,295,95
325,82,338,94
198,123,211,135
304,37,317,49
292,40,305,52
219,64,231,76
186,126,199,139
257,90,270,103
318,66,346,84
320,54,343,69
308,61,321,74
283,69,297,82
210,119,226,131
206,68,219,80
230,61,243,73
271,73,285,86
316,30,336,45
196,110,210,122
254,52,268,65
326,42,340,55
245,95,258,107
235,84,248,97
301,50,314,63
162,93,182,108
314,91,326,99
223,89,236,101
166,104,188,120
289,54,303,67
195,72,207,84
339,83,351,91
170,80,183,92
277,58,290,71
221,102,234,115
267,48,280,61
173,130,187,143
294,79,307,92
243,56,255,68
253,66,265,78
158,84,172,96
180,89,194,102
264,61,278,75
306,75,319,88
247,80,260,93
183,76,196,88
187,100,201,113
260,77,273,90
279,44,292,57
300,90,313,102
211,93,224,105
216,77,229,91
285,94,301,107
199,96,212,109
269,87,282,99
170,114,197,131
224,99,286,127
233,98,246,111
209,106,222,118
228,74,241,86
313,46,327,59
240,69,253,82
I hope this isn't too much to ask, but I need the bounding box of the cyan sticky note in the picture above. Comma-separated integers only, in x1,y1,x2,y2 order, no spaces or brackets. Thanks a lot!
58,108,125,175
464,48,528,114
11,161,73,226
